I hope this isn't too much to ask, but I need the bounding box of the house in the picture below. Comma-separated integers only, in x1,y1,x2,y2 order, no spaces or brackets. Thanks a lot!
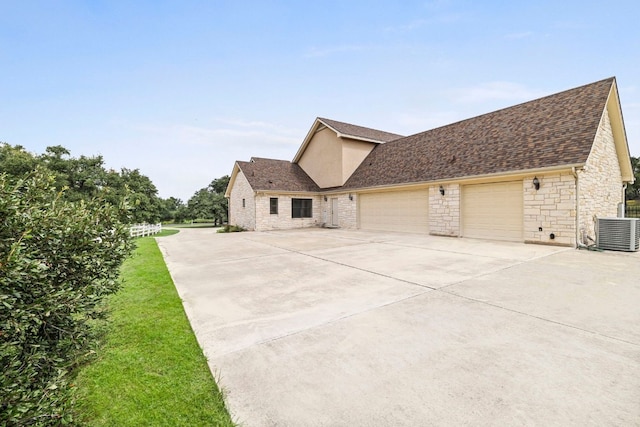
224,77,635,247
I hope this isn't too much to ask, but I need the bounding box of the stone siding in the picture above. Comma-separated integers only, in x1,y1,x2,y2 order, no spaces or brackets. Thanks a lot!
319,194,358,229
577,109,623,243
523,173,577,246
429,184,460,236
229,171,256,230
255,194,322,231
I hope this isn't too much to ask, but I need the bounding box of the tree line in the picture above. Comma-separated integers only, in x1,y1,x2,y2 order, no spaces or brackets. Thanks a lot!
0,143,230,225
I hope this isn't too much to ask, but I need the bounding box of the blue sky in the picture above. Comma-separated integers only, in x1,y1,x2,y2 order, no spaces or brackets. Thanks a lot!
2,1,639,201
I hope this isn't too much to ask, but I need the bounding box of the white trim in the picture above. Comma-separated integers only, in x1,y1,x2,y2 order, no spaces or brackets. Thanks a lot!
335,131,391,144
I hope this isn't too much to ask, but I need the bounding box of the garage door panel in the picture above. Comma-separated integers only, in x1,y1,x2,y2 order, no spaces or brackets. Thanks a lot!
359,190,429,233
462,182,523,242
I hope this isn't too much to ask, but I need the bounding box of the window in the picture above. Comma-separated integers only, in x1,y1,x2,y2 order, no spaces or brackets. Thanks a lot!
270,197,278,214
291,198,312,218
242,198,245,208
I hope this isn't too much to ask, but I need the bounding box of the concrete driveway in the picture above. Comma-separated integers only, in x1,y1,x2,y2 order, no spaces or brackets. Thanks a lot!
157,228,640,426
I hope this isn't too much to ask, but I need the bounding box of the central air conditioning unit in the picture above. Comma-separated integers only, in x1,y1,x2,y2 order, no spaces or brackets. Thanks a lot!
596,217,640,252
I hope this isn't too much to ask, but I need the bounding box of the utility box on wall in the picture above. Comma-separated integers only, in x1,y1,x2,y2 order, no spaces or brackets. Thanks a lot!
597,217,640,252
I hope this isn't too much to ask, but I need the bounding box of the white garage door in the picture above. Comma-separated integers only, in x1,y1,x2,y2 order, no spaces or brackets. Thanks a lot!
462,181,523,242
359,189,429,233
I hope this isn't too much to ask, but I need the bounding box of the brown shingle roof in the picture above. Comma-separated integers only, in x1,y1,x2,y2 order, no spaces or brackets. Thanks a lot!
318,117,404,143
237,157,320,192
344,77,614,189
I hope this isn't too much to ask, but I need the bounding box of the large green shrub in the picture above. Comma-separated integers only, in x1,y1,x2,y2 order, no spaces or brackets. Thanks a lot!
0,169,134,425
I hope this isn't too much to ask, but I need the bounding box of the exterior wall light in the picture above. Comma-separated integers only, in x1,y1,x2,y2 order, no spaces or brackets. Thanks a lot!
439,185,445,196
349,193,353,201
533,177,540,190
324,196,327,201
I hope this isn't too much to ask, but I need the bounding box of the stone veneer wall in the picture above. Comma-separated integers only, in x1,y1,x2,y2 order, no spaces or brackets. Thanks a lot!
255,194,322,231
319,194,358,229
523,173,577,246
428,184,460,236
577,109,623,243
228,171,256,230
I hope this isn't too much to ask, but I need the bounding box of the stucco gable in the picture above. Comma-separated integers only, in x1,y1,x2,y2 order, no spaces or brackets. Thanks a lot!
293,117,403,188
292,117,403,164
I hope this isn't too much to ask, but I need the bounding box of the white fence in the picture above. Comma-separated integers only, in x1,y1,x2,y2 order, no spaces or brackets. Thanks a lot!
130,223,162,237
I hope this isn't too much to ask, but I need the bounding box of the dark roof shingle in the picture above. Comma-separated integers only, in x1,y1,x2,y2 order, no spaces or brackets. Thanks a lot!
237,157,320,192
343,77,614,189
318,117,404,143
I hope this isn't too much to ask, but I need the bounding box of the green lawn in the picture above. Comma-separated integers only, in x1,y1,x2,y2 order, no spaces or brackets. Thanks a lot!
74,233,235,426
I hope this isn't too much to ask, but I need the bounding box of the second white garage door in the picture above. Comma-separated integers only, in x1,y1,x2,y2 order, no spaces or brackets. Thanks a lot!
462,181,523,242
359,189,429,233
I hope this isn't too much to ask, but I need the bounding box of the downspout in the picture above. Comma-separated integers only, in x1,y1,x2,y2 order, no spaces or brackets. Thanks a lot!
622,184,627,217
572,167,580,247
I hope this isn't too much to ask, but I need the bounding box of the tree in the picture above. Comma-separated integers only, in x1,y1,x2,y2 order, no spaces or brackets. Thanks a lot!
626,156,640,200
186,175,230,225
40,147,107,203
118,168,163,224
159,197,188,223
210,175,230,195
0,143,39,178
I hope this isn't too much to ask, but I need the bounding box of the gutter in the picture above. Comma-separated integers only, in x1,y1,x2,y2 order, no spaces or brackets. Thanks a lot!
346,163,586,195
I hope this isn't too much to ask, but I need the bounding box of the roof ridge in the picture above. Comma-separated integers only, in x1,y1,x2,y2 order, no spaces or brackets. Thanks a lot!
394,77,615,143
246,157,291,163
317,117,404,139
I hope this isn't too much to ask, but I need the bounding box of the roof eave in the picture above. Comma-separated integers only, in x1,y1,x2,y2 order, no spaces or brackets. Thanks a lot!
335,131,386,144
345,163,587,192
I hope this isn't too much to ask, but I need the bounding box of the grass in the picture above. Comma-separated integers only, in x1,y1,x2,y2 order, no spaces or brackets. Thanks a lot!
73,235,235,426
155,228,180,237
